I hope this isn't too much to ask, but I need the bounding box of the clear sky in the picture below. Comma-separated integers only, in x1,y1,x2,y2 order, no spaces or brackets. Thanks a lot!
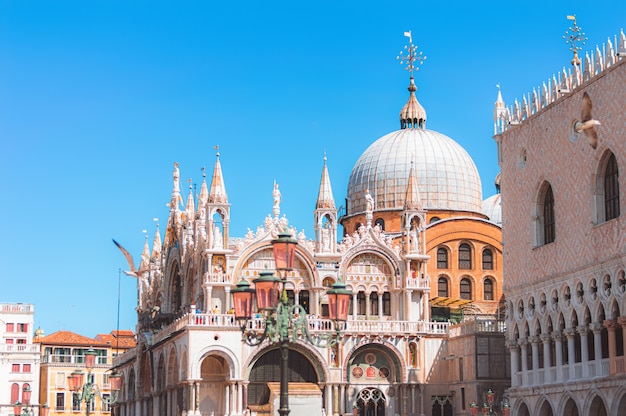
2,1,625,338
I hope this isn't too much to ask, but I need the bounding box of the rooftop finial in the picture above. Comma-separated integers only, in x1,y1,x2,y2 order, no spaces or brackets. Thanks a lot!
214,144,220,158
396,30,426,77
564,15,587,66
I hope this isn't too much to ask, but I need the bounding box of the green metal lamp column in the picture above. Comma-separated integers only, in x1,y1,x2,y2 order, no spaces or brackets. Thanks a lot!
278,293,291,416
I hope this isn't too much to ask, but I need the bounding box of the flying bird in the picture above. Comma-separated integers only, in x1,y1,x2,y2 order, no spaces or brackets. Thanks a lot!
112,239,139,277
574,91,600,149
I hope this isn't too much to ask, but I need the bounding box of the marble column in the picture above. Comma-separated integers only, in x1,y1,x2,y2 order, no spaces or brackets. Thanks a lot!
604,319,618,374
507,340,520,387
541,334,552,383
564,327,576,380
530,335,540,384
553,331,564,382
592,323,603,376
577,325,590,378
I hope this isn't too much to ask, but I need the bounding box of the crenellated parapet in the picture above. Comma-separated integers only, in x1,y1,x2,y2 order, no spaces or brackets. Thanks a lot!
494,29,626,135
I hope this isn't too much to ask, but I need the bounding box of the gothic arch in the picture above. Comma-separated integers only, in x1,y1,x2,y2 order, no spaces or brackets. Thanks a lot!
560,395,580,416
166,345,179,388
534,397,555,416
612,387,626,416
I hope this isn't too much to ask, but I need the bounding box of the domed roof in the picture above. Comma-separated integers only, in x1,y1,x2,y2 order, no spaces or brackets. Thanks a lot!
347,127,483,214
482,193,502,225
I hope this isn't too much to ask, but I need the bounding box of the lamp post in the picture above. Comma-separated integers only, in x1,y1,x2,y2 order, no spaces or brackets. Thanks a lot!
232,231,352,416
469,401,478,416
481,389,509,416
67,347,122,416
12,386,49,416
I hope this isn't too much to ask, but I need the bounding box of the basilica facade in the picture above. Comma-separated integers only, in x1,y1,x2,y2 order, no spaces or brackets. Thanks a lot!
495,27,626,416
111,38,505,416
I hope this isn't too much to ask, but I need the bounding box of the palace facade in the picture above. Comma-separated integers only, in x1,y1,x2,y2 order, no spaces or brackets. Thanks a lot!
495,26,626,416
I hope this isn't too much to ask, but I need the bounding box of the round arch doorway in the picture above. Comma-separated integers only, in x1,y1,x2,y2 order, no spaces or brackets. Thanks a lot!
248,348,319,406
354,388,386,416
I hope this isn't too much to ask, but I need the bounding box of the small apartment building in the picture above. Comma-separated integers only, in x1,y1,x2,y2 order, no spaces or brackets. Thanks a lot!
35,330,135,416
0,303,41,416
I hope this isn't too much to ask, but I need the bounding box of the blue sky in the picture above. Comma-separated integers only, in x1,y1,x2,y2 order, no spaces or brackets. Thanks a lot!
2,1,625,337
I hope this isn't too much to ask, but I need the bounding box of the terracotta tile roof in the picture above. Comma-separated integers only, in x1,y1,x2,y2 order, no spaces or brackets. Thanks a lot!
95,331,137,349
34,330,108,347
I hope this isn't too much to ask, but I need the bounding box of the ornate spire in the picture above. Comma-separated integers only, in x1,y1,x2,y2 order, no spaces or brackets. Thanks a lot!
564,15,587,67
185,179,195,217
170,162,182,211
198,166,209,208
316,152,335,209
209,146,228,204
397,31,427,129
494,84,508,135
139,231,150,271
403,159,422,211
151,220,162,263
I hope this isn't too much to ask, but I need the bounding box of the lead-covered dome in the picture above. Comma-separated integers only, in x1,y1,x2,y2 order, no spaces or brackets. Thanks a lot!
347,128,483,214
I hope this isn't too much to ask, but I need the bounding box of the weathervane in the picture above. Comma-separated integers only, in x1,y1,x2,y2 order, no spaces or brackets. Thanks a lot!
396,30,426,76
563,15,587,66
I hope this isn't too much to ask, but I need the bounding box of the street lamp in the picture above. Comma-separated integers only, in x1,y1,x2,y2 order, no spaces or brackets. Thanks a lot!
67,347,122,415
482,389,509,416
12,386,49,416
232,231,352,416
469,402,478,416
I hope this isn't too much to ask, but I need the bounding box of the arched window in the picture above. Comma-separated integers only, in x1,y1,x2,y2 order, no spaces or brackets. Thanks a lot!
430,217,440,224
437,247,448,269
382,292,391,316
374,218,385,230
458,244,472,269
357,292,366,315
438,277,449,297
484,278,494,300
534,182,556,246
300,291,310,314
482,249,493,270
460,278,472,300
605,153,620,221
543,185,555,244
11,383,19,405
370,292,379,315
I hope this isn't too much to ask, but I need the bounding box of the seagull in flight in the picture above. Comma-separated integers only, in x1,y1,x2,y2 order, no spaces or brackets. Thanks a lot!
574,92,600,149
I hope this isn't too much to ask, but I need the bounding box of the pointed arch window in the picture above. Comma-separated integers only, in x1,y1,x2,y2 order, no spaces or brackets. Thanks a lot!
458,244,472,269
484,278,494,301
543,185,555,244
605,153,620,221
460,278,472,300
534,182,556,247
438,277,449,297
437,247,448,269
482,249,493,270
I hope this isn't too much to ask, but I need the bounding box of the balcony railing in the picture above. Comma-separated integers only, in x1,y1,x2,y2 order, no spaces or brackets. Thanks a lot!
0,344,40,353
203,272,231,285
0,303,34,313
405,277,430,290
447,318,506,337
513,357,612,387
41,354,111,366
148,312,451,346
